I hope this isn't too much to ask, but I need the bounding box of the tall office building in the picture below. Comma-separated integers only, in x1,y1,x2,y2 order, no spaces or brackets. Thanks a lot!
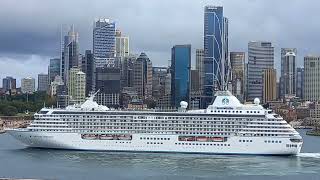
80,50,94,96
296,67,304,99
191,70,200,92
2,76,16,92
230,52,245,101
196,49,204,93
203,6,228,107
115,30,129,57
280,48,297,98
171,45,191,108
37,74,49,92
61,25,80,84
247,41,274,101
21,77,35,94
304,56,320,101
133,53,153,99
48,58,60,83
93,18,116,59
95,66,121,107
121,55,136,88
262,69,277,103
68,68,86,104
152,67,168,99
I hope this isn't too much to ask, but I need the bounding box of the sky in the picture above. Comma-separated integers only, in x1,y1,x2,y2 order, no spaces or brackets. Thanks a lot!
0,0,320,87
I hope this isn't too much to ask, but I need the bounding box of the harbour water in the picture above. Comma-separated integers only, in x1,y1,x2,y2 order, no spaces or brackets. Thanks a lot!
0,129,320,180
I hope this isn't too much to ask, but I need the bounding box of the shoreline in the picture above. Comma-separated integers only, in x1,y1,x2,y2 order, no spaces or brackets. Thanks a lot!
306,130,320,136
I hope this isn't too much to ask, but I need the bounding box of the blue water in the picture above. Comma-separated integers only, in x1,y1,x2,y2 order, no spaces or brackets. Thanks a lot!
0,129,320,180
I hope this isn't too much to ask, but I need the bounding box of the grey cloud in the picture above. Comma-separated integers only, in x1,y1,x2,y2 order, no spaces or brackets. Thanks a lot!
0,0,320,78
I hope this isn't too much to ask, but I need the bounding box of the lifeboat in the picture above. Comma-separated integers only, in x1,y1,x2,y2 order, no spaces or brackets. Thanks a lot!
118,135,132,140
212,137,224,142
82,134,98,140
99,134,113,140
196,136,208,142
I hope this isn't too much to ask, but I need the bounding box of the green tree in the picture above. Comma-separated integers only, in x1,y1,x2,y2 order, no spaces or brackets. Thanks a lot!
2,106,18,116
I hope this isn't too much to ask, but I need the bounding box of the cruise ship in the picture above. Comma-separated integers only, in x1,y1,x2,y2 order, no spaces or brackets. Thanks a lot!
7,91,303,155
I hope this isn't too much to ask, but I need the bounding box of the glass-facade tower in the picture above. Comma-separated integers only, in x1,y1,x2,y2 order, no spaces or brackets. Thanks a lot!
203,6,228,107
171,45,191,108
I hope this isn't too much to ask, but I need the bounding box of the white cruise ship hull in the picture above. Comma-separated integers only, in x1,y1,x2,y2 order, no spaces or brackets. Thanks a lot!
7,129,302,155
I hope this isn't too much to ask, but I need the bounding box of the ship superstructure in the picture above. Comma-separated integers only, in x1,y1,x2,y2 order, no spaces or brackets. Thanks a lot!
7,91,302,155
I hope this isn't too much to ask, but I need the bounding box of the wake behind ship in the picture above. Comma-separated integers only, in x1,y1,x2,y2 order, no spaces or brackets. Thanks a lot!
7,91,303,155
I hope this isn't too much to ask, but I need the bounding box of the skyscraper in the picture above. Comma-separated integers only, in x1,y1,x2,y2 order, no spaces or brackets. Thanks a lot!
304,56,320,101
68,68,86,104
171,45,191,108
93,18,116,59
196,49,204,93
296,67,304,99
48,58,60,83
280,48,297,98
80,50,94,96
262,69,277,103
2,76,16,92
230,52,245,101
115,30,129,57
61,25,80,84
21,77,35,94
203,6,228,106
37,74,49,92
133,53,153,99
121,55,136,88
247,41,274,101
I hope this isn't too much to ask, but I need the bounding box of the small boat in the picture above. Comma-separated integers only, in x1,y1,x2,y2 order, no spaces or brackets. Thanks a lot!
99,134,113,140
196,136,208,142
82,134,98,140
118,135,132,140
212,137,224,142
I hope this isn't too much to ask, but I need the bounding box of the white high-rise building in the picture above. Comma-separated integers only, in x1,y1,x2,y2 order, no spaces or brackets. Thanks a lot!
68,68,86,104
21,77,35,94
247,41,274,102
115,30,129,58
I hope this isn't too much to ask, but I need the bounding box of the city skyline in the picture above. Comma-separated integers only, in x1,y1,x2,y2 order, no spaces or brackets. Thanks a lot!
0,0,319,86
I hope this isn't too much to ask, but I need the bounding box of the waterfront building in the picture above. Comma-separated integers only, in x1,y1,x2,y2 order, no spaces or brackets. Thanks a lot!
93,18,115,59
48,58,60,83
171,45,191,108
310,102,320,125
247,41,274,101
21,77,35,94
203,6,229,107
37,74,49,92
296,67,304,99
280,48,297,98
61,25,80,84
133,53,153,99
304,56,320,101
262,69,277,103
230,52,245,102
196,49,204,93
2,76,16,93
115,30,129,57
68,68,86,104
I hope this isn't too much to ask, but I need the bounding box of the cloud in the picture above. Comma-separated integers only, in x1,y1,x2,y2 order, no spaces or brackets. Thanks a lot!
0,0,319,80
0,55,49,87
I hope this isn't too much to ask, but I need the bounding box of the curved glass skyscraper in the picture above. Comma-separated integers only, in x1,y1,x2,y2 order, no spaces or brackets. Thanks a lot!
203,6,228,107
